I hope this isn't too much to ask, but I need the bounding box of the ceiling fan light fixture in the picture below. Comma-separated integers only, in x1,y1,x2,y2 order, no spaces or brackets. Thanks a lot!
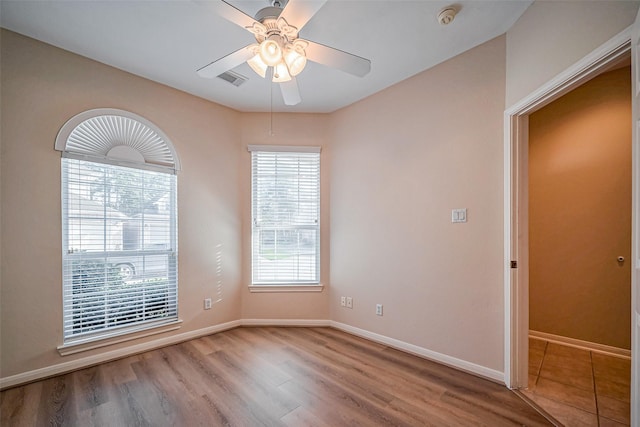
259,35,283,66
284,44,306,76
248,54,268,78
198,0,372,106
272,61,292,82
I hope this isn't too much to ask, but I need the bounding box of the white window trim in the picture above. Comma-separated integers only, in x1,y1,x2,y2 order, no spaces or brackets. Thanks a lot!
248,144,321,154
248,145,322,288
248,284,324,293
57,109,180,348
58,319,183,356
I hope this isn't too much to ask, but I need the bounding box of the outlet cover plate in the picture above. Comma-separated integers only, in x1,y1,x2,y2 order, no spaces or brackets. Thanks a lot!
376,304,383,316
451,208,467,223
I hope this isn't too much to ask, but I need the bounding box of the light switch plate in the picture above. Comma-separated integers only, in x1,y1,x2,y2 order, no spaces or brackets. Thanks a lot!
452,208,467,223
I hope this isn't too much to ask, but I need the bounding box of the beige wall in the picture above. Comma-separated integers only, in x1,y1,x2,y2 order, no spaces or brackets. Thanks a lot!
506,0,638,108
238,113,331,319
328,36,507,371
0,30,243,378
529,66,632,349
0,30,332,380
2,0,637,384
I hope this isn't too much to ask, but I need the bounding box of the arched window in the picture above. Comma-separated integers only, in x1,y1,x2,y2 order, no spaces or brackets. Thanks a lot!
55,109,180,347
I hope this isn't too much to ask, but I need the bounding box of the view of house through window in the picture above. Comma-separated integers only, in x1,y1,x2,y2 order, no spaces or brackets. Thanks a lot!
250,146,320,284
62,157,178,342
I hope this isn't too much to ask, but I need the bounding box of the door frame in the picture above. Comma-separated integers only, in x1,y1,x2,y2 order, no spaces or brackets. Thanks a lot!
503,25,633,394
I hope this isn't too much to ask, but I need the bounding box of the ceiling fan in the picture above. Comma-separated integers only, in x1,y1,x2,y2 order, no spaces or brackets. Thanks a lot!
197,0,371,106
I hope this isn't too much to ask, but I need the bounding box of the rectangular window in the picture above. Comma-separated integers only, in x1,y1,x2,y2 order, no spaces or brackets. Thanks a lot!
62,158,178,343
250,146,320,284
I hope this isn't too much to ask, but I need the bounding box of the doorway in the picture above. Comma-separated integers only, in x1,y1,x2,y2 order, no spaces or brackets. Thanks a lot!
523,61,632,424
527,64,631,352
502,25,637,425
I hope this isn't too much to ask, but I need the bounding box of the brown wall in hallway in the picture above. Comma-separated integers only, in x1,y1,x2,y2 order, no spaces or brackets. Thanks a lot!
529,66,632,350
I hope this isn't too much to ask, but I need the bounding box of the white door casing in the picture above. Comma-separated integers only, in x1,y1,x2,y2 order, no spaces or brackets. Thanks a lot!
630,7,640,426
503,24,636,423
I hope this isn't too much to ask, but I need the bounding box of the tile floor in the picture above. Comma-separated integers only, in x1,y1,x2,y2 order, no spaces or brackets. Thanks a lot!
523,337,631,426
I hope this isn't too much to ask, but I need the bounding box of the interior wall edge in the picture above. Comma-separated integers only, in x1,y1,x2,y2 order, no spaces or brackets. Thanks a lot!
529,330,631,359
0,319,507,391
0,320,242,391
241,319,330,327
505,25,632,114
329,321,505,384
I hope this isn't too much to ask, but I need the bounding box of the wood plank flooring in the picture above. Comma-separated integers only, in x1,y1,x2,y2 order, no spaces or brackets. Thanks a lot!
1,327,551,426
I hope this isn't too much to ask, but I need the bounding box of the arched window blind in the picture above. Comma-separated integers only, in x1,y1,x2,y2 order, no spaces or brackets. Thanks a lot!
55,109,180,345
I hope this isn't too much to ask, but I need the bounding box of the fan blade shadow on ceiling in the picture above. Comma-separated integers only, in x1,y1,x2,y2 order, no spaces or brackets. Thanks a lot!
197,46,254,78
280,0,327,32
305,40,371,77
280,78,301,106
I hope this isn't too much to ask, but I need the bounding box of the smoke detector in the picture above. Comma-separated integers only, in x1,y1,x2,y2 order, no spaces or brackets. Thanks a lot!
438,7,457,25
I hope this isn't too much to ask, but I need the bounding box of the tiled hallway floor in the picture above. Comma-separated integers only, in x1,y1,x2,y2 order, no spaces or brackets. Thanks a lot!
523,337,631,426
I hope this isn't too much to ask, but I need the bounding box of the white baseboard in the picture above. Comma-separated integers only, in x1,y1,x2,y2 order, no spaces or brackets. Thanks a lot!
529,330,631,359
0,320,241,390
330,321,505,383
241,318,331,327
1,318,505,390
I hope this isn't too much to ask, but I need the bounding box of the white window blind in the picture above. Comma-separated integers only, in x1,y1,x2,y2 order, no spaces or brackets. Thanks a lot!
62,157,178,342
250,147,320,284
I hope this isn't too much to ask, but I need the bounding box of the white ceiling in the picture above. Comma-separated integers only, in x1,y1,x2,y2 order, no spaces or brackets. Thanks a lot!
0,0,532,113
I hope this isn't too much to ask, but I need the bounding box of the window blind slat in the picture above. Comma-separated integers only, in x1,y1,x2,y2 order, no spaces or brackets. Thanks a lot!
251,150,320,284
62,158,178,341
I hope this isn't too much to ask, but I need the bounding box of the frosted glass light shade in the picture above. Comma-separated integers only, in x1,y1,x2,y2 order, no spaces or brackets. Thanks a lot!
248,54,268,78
272,61,292,82
284,45,306,76
259,36,283,67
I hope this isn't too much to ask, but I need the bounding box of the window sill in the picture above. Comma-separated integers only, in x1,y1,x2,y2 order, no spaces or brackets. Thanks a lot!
249,284,324,293
58,319,183,356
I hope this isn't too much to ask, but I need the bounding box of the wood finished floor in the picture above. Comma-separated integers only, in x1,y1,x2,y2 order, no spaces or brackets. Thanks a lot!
1,327,551,426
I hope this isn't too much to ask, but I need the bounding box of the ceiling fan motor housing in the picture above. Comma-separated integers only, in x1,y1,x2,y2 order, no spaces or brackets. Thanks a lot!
255,6,283,24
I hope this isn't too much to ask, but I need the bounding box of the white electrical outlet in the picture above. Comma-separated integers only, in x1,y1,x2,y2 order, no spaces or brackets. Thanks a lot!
340,296,346,307
204,298,212,310
376,304,383,316
346,297,353,309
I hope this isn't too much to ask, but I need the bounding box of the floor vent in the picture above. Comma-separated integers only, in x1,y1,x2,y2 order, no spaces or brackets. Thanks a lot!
217,70,248,87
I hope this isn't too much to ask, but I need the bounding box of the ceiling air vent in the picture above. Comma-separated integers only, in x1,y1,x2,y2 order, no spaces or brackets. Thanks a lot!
217,70,248,87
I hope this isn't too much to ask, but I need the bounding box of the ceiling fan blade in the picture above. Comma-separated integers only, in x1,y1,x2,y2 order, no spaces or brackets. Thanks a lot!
201,0,258,30
280,78,302,106
305,40,371,77
196,45,255,78
281,0,327,31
